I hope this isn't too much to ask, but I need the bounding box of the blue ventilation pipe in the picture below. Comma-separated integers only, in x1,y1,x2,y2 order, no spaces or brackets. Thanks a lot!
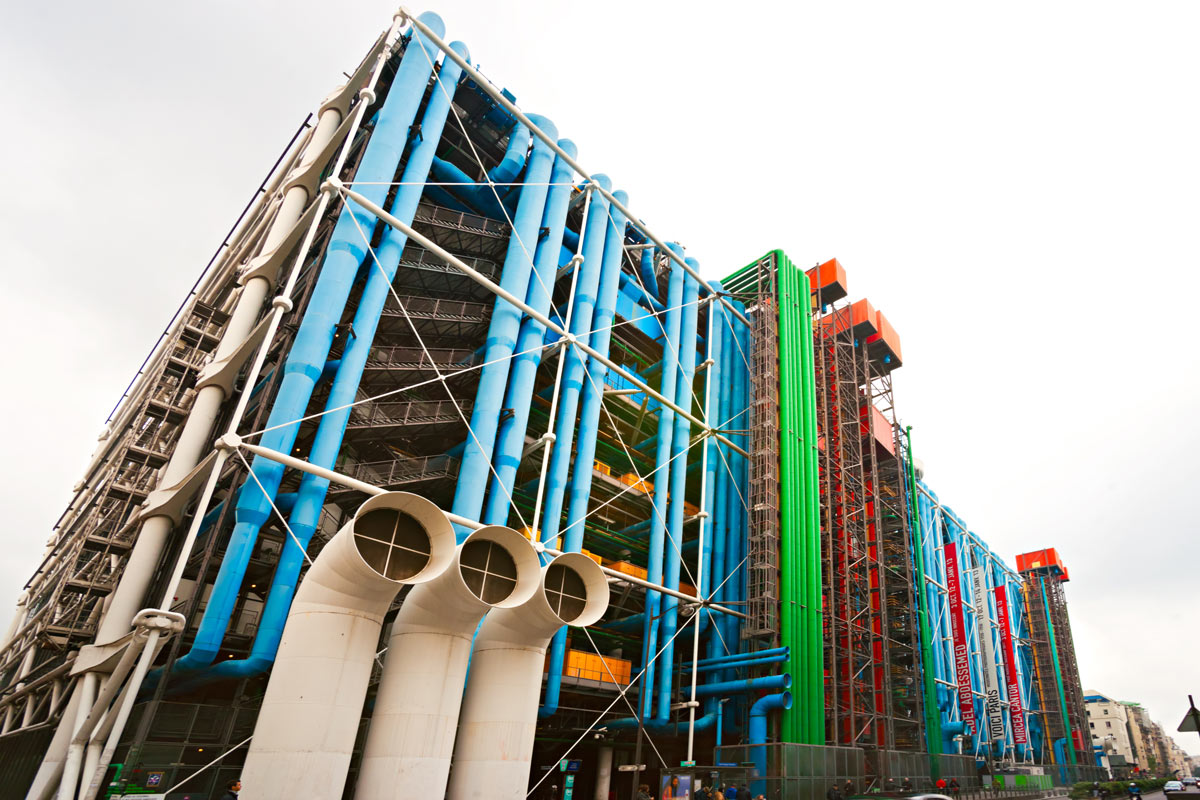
638,244,659,301
715,303,738,674
535,179,620,718
196,493,296,539
482,141,579,524
682,654,788,674
193,42,473,684
702,287,727,668
749,691,792,796
535,174,612,551
604,710,719,733
691,673,790,698
560,192,630,547
640,252,684,719
163,13,448,678
490,121,530,184
539,190,629,716
450,115,558,536
655,262,700,721
426,122,527,218
727,313,750,651
687,646,789,668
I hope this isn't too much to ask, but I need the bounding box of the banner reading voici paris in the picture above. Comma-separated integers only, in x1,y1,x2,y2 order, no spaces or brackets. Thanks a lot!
970,566,1006,748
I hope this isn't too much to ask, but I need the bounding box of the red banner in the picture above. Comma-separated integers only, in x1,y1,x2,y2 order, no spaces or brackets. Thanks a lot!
995,584,1027,744
944,543,975,736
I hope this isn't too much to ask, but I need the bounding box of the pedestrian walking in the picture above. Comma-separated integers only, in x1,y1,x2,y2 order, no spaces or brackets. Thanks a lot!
219,779,241,800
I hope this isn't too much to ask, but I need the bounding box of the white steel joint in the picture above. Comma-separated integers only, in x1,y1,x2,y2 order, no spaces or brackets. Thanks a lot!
271,296,294,313
216,433,244,452
358,87,377,105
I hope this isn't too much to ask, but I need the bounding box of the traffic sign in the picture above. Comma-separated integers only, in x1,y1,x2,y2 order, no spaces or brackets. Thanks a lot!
681,760,696,767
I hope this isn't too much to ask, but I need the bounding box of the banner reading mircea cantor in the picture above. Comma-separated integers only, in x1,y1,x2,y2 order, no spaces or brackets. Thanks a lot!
994,584,1028,745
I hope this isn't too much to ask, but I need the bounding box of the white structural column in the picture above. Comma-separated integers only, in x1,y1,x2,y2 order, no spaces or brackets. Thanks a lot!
93,104,346,647
593,745,614,800
31,21,403,797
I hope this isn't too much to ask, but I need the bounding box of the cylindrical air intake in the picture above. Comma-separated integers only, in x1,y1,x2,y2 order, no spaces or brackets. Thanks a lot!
241,492,455,800
355,525,540,799
447,552,609,799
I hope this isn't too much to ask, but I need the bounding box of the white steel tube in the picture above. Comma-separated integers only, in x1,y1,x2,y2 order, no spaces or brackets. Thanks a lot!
447,553,610,800
25,678,81,800
68,21,406,791
329,182,749,459
593,745,614,800
78,631,161,800
355,526,541,799
93,104,346,647
687,301,718,762
54,672,97,800
397,7,751,330
241,492,457,800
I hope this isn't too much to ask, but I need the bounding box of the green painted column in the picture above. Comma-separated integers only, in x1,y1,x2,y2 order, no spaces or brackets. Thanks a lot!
905,426,943,777
1039,576,1077,765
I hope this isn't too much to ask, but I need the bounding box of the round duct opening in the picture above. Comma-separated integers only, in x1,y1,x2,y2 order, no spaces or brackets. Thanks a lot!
353,508,431,581
459,539,518,604
544,563,588,624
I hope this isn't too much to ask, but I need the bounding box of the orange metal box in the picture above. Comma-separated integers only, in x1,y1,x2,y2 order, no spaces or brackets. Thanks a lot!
850,299,878,336
807,258,849,304
1015,548,1065,575
866,309,903,368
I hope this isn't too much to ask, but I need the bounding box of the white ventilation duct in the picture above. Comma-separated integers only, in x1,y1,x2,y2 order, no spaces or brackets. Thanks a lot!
355,524,541,799
241,492,456,800
447,552,610,799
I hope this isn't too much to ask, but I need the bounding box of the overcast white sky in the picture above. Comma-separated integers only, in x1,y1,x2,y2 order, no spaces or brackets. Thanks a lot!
2,1,1197,755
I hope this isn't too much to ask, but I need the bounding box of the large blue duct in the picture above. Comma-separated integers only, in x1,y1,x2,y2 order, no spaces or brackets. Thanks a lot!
482,141,579,524
749,691,792,796
687,646,789,669
603,711,719,733
691,672,790,698
656,263,701,721
165,12,448,678
682,654,788,674
450,114,559,535
640,250,684,719
536,178,620,718
194,41,473,684
702,285,727,671
535,174,613,551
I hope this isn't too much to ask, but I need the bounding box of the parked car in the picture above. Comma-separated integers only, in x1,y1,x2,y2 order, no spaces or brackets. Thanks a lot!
1183,778,1198,787
1164,781,1184,794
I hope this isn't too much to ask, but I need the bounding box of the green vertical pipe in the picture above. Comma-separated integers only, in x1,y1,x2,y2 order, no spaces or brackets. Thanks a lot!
798,264,823,744
775,250,800,744
727,251,823,745
1039,576,1077,765
905,426,943,776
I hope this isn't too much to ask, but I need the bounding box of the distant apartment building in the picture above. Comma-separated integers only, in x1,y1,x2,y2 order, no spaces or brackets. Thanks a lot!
1085,691,1138,775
